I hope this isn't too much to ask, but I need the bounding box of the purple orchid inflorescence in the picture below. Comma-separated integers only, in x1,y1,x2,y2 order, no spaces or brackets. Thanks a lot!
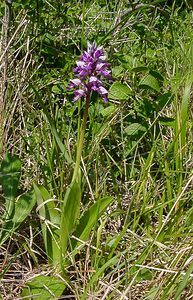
67,41,112,103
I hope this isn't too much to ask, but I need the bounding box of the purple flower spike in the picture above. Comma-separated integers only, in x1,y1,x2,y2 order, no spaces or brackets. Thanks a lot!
68,41,112,103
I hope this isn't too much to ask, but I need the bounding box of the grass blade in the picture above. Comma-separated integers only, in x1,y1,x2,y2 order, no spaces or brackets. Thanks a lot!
72,196,113,250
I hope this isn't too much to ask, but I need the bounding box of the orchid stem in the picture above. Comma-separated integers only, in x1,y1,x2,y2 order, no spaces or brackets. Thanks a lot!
72,94,90,182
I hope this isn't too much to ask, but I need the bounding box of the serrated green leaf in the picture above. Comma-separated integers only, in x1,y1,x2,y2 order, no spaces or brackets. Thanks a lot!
139,74,160,92
109,81,132,100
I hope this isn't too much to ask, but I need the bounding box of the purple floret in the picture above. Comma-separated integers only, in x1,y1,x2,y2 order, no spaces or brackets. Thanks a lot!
68,41,111,103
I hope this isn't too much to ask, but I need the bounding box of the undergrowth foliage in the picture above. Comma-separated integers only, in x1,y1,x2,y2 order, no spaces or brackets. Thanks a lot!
0,0,193,299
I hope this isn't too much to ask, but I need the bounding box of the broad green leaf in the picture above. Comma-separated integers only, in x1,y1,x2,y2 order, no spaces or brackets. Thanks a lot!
51,84,61,94
21,275,66,299
125,123,146,136
109,81,132,100
0,190,36,246
136,268,153,281
131,66,149,72
100,105,116,117
118,54,135,70
0,153,22,218
72,196,113,250
139,74,160,92
156,93,172,110
60,180,81,257
112,66,124,77
12,190,36,224
137,97,155,117
149,70,164,81
33,184,61,267
159,116,175,127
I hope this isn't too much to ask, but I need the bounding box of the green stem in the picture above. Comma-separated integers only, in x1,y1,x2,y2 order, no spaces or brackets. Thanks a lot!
72,95,90,182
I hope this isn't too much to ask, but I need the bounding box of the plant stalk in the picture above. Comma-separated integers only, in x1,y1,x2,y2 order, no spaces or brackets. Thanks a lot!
72,94,90,182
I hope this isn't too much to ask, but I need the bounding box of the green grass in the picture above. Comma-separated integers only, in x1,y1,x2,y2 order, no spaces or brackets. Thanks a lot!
0,0,193,299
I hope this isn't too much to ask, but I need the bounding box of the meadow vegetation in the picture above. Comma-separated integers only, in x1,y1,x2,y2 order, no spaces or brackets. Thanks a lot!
0,0,193,299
